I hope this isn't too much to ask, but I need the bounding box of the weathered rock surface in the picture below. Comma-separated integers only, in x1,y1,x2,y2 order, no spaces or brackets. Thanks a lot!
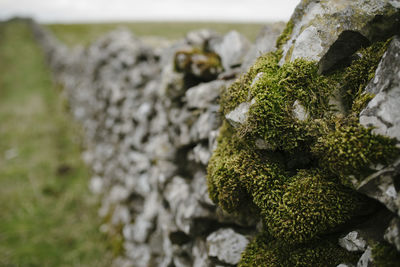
279,0,400,73
339,231,368,252
360,35,400,143
206,228,249,265
209,31,251,70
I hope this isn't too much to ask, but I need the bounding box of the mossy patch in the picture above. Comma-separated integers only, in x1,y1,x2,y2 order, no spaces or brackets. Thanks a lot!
276,20,294,50
174,48,223,82
239,233,360,267
207,34,399,265
371,242,400,267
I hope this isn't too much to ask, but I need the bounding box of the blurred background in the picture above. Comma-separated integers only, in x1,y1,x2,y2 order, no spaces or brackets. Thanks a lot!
0,0,299,266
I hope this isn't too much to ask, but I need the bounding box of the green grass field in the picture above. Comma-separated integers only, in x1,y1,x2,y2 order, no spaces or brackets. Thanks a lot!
46,21,283,46
0,20,112,266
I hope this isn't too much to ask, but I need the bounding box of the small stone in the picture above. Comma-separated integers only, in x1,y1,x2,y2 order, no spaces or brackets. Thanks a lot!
206,228,249,265
357,246,373,267
225,99,255,128
292,100,309,121
255,138,275,150
339,231,367,252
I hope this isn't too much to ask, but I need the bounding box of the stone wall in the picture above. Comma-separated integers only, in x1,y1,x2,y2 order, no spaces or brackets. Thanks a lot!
31,0,400,266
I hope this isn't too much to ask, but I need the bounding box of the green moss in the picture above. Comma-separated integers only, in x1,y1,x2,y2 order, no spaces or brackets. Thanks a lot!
276,20,294,50
174,48,223,81
207,121,285,213
371,242,400,267
241,57,334,151
331,39,391,113
264,169,367,244
239,233,360,267
312,119,399,186
208,36,398,265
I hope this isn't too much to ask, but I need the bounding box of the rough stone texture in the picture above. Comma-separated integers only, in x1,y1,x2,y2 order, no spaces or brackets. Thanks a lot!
279,0,400,72
339,231,368,252
206,228,249,265
357,246,373,267
225,99,255,128
360,36,400,143
209,30,251,70
292,100,309,121
356,158,400,216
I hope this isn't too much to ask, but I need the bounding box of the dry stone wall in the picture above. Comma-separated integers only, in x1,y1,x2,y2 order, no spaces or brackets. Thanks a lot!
32,21,282,267
31,0,400,265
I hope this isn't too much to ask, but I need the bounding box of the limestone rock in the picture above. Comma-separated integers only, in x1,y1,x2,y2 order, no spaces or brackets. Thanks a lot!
279,0,400,73
225,99,255,128
185,29,219,48
339,231,368,252
185,80,226,109
292,100,309,121
357,246,373,267
209,31,251,70
337,264,355,267
360,36,400,142
206,228,249,265
356,159,400,216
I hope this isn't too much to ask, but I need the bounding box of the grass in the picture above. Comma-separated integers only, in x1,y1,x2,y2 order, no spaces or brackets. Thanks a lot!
46,21,283,46
0,20,112,266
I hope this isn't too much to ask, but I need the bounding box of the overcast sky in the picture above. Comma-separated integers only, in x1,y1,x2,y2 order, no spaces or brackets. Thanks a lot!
0,0,300,23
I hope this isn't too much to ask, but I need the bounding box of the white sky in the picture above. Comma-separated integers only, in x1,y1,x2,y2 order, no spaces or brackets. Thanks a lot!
0,0,301,23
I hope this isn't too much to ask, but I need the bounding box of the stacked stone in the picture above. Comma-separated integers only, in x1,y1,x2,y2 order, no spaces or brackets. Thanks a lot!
31,0,400,264
31,21,281,266
230,1,400,266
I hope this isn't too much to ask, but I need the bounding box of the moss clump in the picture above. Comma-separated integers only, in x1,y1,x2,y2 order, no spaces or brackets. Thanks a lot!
371,242,400,267
207,34,399,265
174,48,223,81
239,233,360,267
263,170,366,244
276,20,294,50
207,121,286,213
332,39,391,113
312,119,399,186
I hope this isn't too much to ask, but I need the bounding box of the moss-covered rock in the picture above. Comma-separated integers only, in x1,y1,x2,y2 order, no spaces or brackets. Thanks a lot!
174,47,223,82
207,21,400,264
239,233,360,267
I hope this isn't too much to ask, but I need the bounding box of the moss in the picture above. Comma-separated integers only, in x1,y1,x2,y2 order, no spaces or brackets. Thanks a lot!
331,39,391,113
208,36,398,265
174,48,223,81
312,118,400,186
263,169,367,244
241,56,334,151
276,20,294,50
239,233,360,267
371,242,400,267
207,121,286,213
